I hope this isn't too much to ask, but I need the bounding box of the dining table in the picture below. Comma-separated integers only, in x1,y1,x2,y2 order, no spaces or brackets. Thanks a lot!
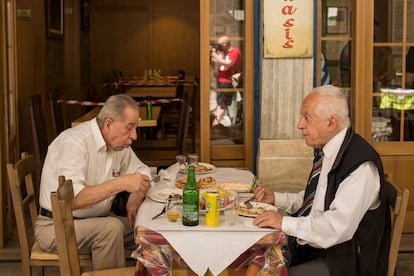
133,165,287,275
71,106,161,128
106,76,195,99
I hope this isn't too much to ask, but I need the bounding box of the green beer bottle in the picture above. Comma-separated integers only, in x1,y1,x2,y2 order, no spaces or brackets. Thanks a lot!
182,164,199,226
146,96,153,120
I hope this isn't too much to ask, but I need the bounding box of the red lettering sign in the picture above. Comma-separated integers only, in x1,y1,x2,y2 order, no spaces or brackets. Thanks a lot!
283,18,294,27
281,2,297,49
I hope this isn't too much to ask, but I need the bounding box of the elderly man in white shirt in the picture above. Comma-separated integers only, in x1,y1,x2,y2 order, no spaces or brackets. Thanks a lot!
248,85,390,276
35,94,151,270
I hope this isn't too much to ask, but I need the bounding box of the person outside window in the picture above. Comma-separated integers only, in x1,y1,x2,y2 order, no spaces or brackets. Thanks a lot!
211,35,242,127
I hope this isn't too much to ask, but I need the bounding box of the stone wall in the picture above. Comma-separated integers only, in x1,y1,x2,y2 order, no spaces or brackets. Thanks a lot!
258,140,313,193
257,0,314,192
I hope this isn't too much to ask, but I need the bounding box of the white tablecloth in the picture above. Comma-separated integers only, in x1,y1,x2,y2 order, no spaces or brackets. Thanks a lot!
135,168,276,275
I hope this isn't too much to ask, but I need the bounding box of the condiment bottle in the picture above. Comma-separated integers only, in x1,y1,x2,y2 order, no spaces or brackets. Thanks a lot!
146,96,153,120
182,164,199,226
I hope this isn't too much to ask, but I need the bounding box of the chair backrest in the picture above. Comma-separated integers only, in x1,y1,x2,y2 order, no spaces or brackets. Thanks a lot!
176,89,193,155
386,181,410,276
175,70,186,98
6,152,39,275
49,90,65,138
29,94,49,191
51,175,82,276
133,90,193,168
189,76,199,153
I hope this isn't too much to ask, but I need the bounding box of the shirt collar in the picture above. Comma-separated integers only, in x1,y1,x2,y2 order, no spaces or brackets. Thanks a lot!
322,127,348,162
90,118,107,152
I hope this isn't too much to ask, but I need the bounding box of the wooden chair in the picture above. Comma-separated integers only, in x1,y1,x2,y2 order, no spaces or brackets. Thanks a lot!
160,77,198,153
29,94,49,196
6,152,92,276
387,181,410,276
51,175,139,276
133,90,193,168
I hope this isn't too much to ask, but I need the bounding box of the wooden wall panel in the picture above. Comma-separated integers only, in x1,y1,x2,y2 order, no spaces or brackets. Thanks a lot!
90,1,149,87
151,2,199,78
90,0,199,98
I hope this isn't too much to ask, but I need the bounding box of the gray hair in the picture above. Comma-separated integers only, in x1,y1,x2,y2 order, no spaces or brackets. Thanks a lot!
310,85,351,128
96,94,139,128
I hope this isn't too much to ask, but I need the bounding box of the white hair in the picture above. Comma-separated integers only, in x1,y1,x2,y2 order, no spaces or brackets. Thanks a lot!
310,85,351,128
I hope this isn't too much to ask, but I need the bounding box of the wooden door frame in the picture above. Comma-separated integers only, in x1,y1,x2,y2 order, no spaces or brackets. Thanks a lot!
0,0,19,247
199,0,254,171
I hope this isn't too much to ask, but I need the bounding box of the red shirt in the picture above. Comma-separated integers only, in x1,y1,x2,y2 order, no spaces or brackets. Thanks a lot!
217,46,242,84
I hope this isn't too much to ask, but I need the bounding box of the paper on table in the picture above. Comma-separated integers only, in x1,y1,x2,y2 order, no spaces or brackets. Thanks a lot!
158,162,179,183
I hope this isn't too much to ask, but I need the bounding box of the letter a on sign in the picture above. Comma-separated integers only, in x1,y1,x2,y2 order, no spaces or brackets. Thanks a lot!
263,0,313,58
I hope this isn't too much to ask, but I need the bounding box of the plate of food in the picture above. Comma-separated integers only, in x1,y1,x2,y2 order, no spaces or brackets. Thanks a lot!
149,188,182,203
238,202,278,218
179,162,216,174
220,183,251,192
175,176,217,190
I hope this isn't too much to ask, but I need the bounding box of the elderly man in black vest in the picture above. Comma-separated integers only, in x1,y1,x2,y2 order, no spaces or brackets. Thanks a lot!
249,85,390,276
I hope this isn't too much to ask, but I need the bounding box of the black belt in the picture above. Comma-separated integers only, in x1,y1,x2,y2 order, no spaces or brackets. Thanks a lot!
40,207,54,219
40,207,83,220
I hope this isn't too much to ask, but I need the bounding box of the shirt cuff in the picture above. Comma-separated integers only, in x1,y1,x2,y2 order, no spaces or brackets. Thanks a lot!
274,192,293,209
281,215,297,236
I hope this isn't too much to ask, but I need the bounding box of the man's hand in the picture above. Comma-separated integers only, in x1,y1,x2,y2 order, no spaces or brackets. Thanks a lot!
253,210,283,230
253,185,275,205
122,173,150,194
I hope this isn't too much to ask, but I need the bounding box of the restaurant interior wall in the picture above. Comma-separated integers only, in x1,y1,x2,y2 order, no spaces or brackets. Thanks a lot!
89,0,200,101
0,0,201,245
13,0,201,156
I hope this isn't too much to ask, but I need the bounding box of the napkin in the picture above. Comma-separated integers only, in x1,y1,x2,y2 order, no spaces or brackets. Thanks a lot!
158,162,179,183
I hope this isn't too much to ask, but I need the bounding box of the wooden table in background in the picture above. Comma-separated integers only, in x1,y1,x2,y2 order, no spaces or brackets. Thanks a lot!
71,106,161,128
125,86,177,98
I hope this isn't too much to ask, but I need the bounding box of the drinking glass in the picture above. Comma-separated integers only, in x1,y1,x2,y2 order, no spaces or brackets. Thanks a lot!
166,197,182,222
176,155,187,171
224,191,239,225
187,154,199,166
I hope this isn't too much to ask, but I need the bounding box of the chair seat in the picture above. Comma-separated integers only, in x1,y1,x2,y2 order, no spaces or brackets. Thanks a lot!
81,266,137,276
31,242,59,260
31,241,93,266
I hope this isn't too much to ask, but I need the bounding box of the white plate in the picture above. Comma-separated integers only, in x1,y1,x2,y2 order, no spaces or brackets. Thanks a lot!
220,183,251,192
179,162,216,174
149,188,182,203
238,202,278,218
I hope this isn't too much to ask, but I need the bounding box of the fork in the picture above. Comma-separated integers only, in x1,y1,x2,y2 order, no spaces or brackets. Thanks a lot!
244,195,255,209
152,195,172,219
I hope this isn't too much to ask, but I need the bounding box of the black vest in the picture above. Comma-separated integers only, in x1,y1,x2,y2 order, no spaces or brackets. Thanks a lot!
289,128,390,276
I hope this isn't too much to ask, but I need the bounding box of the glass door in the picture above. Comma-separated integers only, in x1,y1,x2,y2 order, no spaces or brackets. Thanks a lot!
318,0,353,120
200,0,254,170
371,0,414,144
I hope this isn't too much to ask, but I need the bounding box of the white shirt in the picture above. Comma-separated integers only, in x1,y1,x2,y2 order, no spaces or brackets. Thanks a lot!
276,128,380,248
39,119,151,218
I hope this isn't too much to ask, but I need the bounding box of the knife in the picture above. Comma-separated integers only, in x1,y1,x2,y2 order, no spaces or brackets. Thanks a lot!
151,195,172,219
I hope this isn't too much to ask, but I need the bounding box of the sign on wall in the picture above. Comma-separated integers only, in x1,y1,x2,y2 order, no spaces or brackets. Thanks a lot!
264,0,314,58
